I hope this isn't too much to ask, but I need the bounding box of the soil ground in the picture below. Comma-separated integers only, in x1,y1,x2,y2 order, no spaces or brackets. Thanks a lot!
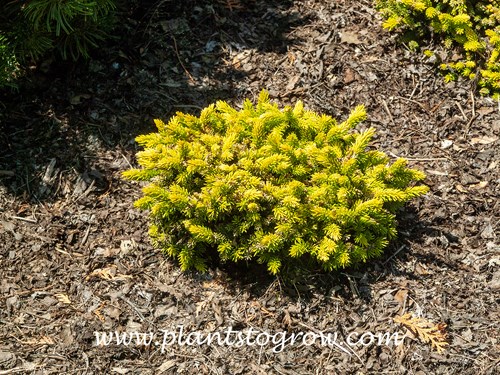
0,0,499,374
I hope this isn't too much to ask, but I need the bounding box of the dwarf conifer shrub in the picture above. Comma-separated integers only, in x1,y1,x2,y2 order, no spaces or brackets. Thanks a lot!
376,0,500,98
123,91,428,274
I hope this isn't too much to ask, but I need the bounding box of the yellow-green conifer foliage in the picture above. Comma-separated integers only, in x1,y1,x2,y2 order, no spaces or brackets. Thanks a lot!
376,0,500,98
123,91,428,274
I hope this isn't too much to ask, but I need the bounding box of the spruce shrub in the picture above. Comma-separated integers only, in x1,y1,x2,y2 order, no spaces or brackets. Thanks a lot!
376,0,500,98
123,91,428,274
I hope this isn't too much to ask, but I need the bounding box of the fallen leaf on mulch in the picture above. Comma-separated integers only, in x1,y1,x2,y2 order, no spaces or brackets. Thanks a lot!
54,293,71,305
394,289,408,305
157,360,176,373
344,68,356,84
340,30,363,44
232,50,253,69
93,302,106,322
286,75,301,91
85,265,132,281
415,263,431,276
22,336,55,346
476,107,496,116
394,313,449,354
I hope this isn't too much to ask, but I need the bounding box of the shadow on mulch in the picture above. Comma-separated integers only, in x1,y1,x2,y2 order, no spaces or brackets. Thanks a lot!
204,203,458,304
0,0,308,201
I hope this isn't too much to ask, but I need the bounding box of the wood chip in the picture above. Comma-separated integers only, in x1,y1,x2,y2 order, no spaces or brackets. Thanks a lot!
470,135,498,145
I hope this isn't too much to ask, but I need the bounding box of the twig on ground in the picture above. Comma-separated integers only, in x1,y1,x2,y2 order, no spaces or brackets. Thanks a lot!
383,245,406,265
396,96,429,113
430,99,446,113
464,114,479,135
382,99,395,125
409,81,421,100
80,224,91,246
120,152,133,169
74,180,95,203
470,90,475,118
119,296,151,324
9,216,37,223
387,151,448,161
404,157,449,161
170,34,195,84
456,102,468,121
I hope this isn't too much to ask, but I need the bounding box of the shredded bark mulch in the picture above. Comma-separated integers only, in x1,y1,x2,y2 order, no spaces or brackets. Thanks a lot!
0,0,498,374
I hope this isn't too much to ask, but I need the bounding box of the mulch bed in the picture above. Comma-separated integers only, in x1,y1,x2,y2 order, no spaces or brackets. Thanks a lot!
0,0,498,373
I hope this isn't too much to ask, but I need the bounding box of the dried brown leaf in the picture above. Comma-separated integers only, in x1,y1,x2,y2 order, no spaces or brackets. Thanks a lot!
39,336,55,345
93,302,106,322
85,265,132,281
86,265,131,281
394,289,408,305
394,313,449,353
54,293,71,305
340,31,363,44
23,336,55,346
86,266,116,281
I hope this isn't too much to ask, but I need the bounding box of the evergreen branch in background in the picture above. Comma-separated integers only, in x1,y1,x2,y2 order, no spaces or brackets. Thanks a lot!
0,33,19,88
0,0,117,87
375,0,500,99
